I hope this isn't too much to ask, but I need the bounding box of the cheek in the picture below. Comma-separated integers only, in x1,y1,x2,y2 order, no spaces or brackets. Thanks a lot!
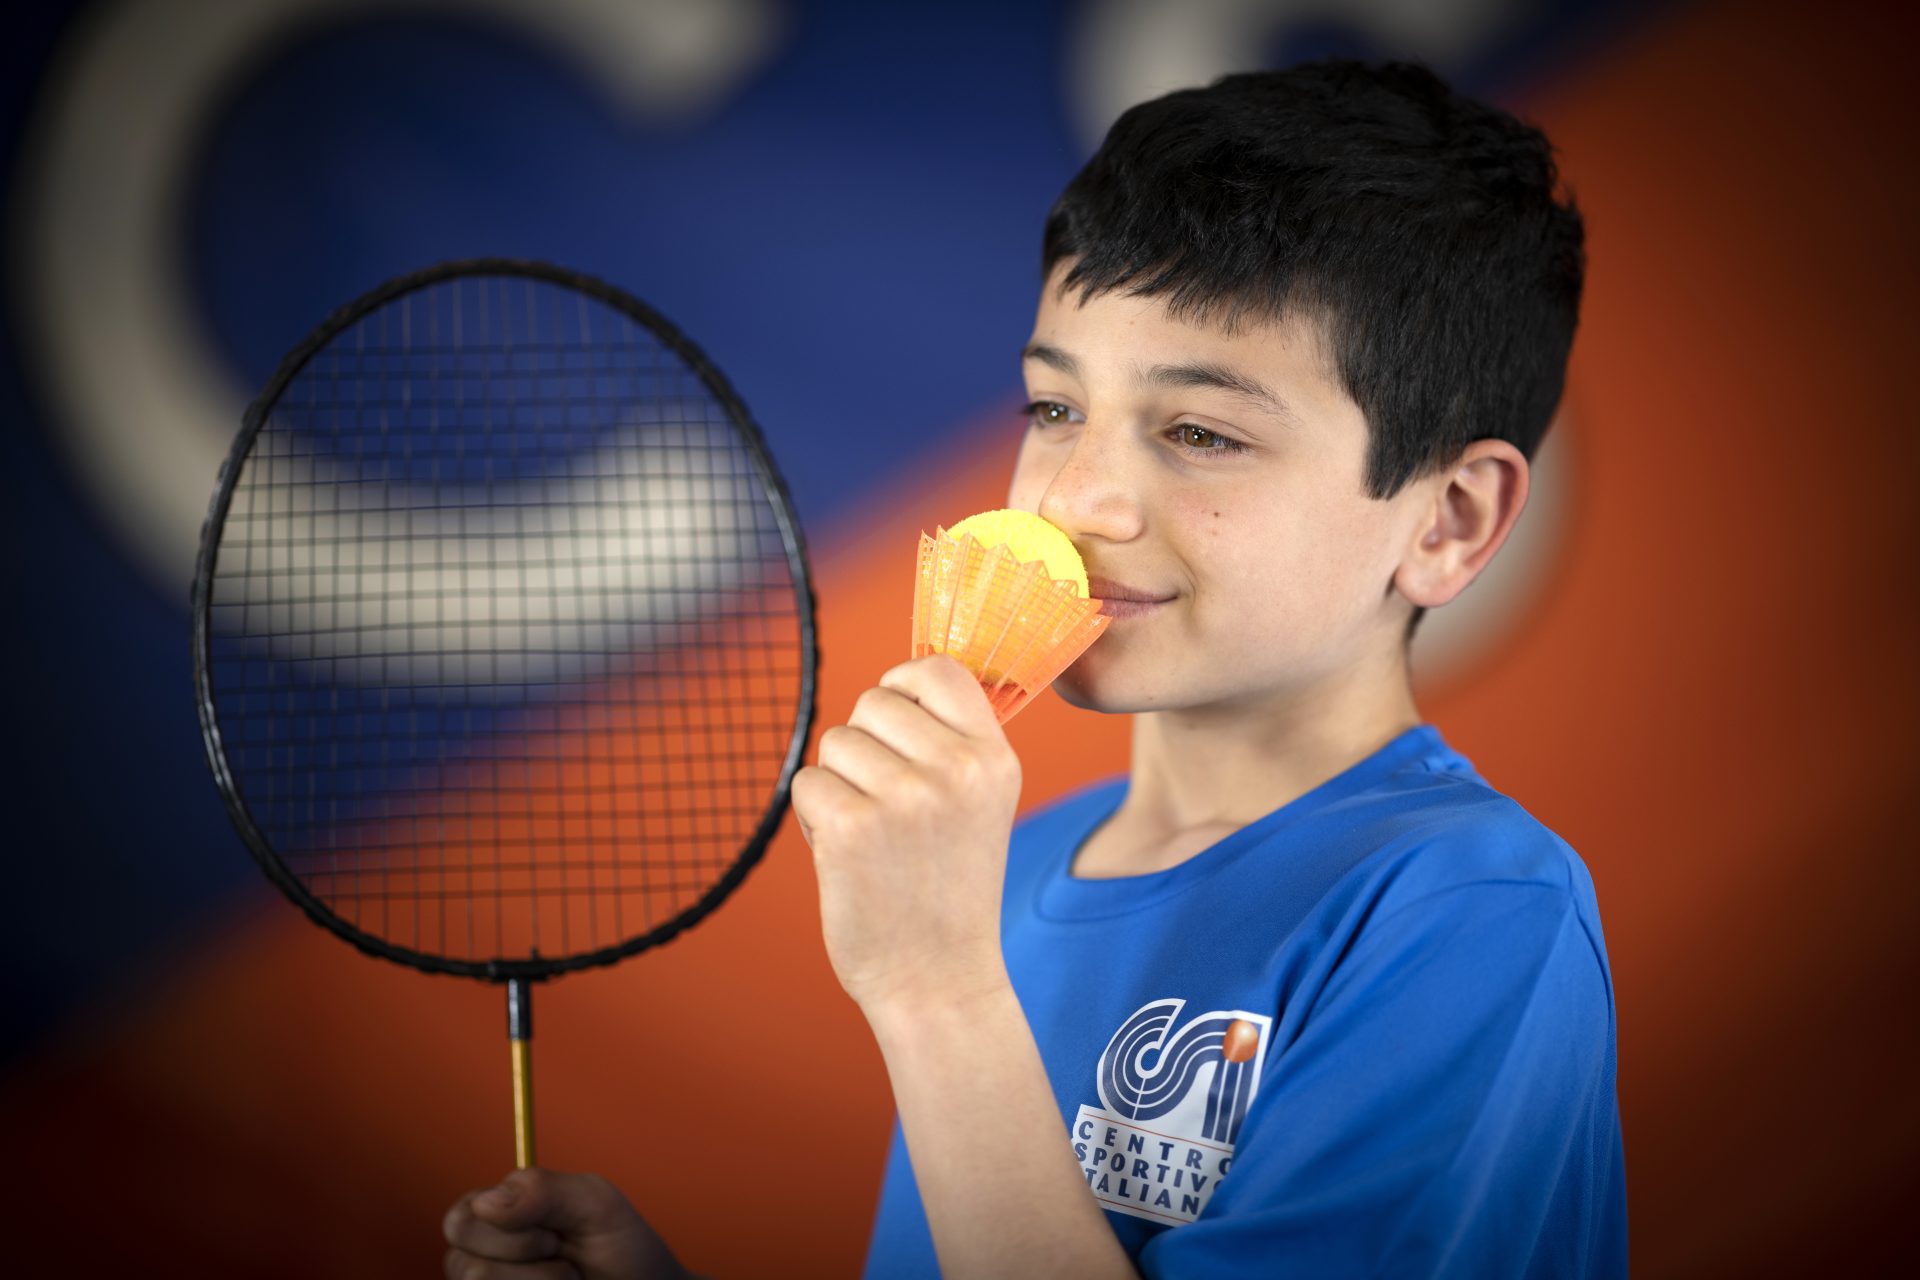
1172,488,1276,591
1005,433,1041,510
1177,487,1381,632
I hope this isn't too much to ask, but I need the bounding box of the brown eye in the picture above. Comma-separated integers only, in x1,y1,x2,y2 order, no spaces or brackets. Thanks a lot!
1171,423,1249,455
1025,400,1081,428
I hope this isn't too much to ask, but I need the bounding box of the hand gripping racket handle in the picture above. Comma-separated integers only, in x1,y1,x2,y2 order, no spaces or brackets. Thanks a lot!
507,978,536,1168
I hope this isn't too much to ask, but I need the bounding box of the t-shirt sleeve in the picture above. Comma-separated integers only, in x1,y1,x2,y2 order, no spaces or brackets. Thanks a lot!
1137,878,1620,1279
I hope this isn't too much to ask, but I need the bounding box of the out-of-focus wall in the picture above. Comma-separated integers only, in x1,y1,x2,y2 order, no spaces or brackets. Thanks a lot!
1,0,1912,1274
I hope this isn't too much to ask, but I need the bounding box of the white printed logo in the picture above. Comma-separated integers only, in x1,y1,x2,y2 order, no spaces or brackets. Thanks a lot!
1072,998,1270,1226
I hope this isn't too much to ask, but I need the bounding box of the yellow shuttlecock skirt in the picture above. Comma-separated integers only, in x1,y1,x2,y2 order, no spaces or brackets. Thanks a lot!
912,528,1110,723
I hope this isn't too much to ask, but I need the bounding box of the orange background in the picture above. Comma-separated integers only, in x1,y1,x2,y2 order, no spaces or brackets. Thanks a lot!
3,0,1917,1275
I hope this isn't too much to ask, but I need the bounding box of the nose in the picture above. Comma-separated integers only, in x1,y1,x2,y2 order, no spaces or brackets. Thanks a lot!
1031,418,1144,546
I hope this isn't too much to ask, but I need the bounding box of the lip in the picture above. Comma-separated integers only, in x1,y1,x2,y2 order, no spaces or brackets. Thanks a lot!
1086,575,1175,618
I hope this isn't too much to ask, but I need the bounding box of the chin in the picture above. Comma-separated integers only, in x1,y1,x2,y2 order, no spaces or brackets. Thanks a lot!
1050,662,1165,716
1048,673,1106,712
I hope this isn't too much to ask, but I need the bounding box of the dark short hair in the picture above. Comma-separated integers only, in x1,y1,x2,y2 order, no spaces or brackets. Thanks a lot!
1043,59,1584,630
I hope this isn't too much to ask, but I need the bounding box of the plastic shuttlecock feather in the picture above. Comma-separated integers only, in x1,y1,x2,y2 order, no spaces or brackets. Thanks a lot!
911,509,1109,723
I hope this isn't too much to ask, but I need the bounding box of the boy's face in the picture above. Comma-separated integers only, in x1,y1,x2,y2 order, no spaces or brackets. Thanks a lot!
1009,262,1430,717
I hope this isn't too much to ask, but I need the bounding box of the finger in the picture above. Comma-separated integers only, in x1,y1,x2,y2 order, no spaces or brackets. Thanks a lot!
791,762,865,836
468,1168,631,1239
879,655,1003,740
443,1247,582,1280
845,684,964,764
815,724,911,796
444,1191,561,1261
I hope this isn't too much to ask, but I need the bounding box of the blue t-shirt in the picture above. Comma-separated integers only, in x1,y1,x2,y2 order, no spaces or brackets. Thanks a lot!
863,723,1626,1278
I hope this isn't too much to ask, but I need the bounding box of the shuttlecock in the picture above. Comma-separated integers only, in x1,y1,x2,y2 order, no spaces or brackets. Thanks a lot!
912,509,1109,723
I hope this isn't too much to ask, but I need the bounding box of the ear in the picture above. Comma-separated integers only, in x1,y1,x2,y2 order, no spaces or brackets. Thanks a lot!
1393,439,1530,610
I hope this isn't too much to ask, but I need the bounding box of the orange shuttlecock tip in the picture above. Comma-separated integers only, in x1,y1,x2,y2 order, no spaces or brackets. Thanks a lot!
910,511,1109,723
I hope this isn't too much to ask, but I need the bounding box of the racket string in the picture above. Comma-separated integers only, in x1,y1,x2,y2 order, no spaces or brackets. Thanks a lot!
207,270,807,967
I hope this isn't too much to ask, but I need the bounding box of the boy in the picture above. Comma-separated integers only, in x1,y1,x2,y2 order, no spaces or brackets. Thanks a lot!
442,57,1624,1279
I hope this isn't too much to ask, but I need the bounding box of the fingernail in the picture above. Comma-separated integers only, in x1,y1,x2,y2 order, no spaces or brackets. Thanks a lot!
474,1186,516,1213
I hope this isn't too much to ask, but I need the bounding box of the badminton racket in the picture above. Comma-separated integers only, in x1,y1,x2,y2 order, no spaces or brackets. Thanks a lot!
191,258,817,1167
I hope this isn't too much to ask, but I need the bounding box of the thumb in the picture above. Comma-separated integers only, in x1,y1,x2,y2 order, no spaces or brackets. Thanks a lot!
471,1167,631,1238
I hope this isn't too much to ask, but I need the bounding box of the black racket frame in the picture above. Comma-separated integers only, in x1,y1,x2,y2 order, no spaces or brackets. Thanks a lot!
190,258,819,986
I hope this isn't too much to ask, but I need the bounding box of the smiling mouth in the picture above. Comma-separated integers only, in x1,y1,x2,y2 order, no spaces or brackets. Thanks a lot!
1096,597,1163,618
1087,576,1174,618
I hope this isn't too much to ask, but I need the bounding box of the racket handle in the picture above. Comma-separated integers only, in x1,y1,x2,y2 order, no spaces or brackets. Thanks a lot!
507,978,536,1168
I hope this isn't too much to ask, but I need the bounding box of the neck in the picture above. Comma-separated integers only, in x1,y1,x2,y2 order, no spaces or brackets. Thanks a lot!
1122,638,1422,834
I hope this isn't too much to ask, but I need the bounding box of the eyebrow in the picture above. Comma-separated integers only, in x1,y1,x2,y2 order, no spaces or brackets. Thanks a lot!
1022,342,1302,428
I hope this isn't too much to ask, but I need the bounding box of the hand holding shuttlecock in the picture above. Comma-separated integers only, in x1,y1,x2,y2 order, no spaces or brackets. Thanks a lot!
911,509,1110,723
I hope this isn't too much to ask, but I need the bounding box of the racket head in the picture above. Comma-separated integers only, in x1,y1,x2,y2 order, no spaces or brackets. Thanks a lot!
191,258,818,982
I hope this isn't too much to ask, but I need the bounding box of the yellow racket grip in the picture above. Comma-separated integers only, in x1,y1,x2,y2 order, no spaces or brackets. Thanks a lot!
507,977,536,1169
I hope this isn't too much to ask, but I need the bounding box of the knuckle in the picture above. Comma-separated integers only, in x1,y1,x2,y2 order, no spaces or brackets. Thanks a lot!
990,745,1020,784
579,1171,624,1214
511,1228,560,1262
950,747,987,784
792,765,826,806
836,799,876,841
927,653,970,685
896,766,938,804
796,770,846,821
962,747,1016,794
